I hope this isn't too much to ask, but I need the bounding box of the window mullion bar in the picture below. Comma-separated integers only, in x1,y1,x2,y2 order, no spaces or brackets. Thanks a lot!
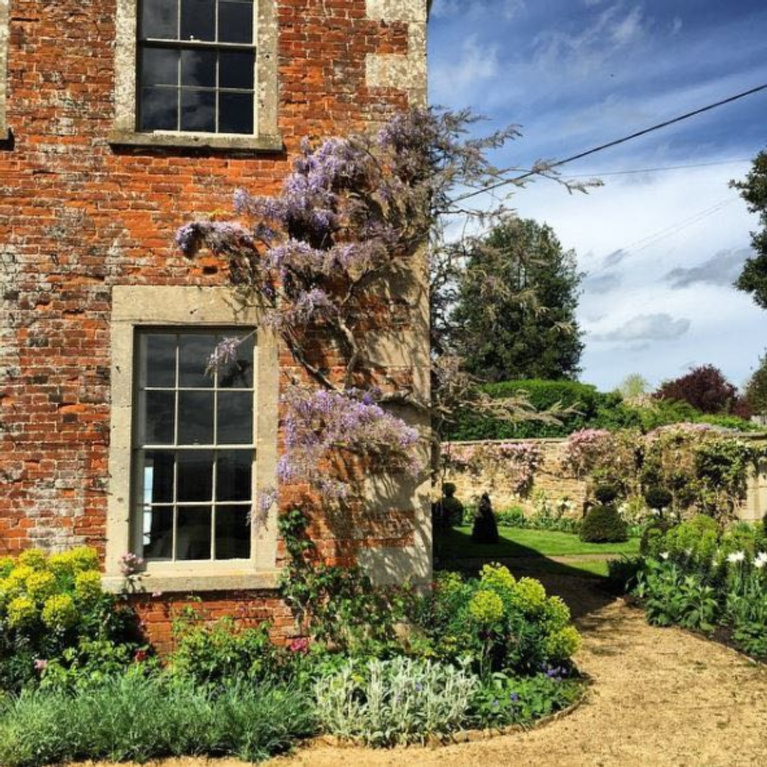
172,336,180,562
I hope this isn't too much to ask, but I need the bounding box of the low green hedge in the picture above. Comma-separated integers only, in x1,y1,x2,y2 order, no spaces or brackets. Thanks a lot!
444,379,758,440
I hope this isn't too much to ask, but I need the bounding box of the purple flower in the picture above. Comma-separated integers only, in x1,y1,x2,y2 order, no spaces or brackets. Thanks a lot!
119,552,145,577
509,692,520,702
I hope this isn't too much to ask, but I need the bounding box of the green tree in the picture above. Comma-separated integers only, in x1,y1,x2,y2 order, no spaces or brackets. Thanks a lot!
745,351,767,415
452,217,584,382
731,149,767,308
617,373,650,399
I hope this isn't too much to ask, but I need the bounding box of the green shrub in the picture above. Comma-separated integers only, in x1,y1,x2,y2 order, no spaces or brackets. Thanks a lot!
446,379,641,440
0,548,138,693
413,565,581,675
633,559,719,632
579,505,628,543
169,616,285,688
0,674,315,767
495,507,527,527
606,556,644,593
313,656,478,746
644,486,672,511
594,484,620,505
471,670,582,728
663,516,719,563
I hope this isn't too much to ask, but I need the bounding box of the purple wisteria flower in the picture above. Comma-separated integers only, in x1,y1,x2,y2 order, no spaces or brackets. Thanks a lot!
206,336,242,376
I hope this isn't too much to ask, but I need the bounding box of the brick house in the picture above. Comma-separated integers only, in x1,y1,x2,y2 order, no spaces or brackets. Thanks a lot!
0,0,431,646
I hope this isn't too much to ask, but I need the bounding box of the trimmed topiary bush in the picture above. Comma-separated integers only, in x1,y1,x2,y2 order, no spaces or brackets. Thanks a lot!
580,505,628,543
594,484,620,505
644,486,673,511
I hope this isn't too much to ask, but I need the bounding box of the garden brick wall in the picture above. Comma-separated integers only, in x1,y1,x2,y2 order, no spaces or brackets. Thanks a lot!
0,0,430,645
442,440,589,518
442,438,767,522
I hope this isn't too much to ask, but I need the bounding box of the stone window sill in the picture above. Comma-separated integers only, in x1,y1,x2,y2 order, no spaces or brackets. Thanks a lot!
108,130,284,153
102,569,281,594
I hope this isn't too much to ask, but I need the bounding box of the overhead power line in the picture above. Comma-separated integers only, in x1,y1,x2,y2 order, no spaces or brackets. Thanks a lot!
563,158,752,179
453,82,767,203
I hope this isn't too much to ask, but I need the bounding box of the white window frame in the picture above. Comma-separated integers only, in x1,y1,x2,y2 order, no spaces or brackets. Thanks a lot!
104,286,280,592
110,0,281,151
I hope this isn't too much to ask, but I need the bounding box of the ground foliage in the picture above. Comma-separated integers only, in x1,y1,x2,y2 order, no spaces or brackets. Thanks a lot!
629,517,767,658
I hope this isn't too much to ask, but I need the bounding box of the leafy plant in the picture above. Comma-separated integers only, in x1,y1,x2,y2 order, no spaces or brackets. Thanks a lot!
0,674,315,767
413,565,581,675
470,670,582,728
579,505,628,543
0,548,138,693
313,656,478,746
169,615,285,689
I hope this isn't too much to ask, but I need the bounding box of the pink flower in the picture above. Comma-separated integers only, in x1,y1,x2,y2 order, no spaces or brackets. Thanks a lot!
34,659,48,672
289,637,310,654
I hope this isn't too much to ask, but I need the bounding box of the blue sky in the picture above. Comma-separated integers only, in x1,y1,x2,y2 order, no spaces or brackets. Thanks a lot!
428,0,767,391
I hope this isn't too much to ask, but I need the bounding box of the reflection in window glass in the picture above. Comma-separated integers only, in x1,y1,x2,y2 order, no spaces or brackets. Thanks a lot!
219,1,253,44
137,1,256,134
215,505,251,559
135,331,255,562
181,0,216,41
177,506,212,560
140,0,179,40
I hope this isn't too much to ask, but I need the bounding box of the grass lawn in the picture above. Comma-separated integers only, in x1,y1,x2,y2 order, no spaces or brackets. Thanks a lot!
435,526,640,579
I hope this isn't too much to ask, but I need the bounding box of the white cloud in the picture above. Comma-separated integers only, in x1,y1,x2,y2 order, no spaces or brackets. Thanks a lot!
432,0,525,20
665,247,749,289
430,35,500,104
506,160,764,389
592,313,691,343
532,2,647,78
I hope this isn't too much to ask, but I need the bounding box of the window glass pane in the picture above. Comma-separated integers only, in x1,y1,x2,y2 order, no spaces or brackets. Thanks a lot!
142,506,174,560
140,48,179,87
142,450,175,503
181,89,216,132
218,334,254,389
177,450,213,501
215,505,251,559
141,0,179,39
139,87,179,131
219,50,254,90
177,506,212,560
181,49,216,87
219,92,253,134
144,391,175,444
219,2,254,44
181,0,216,41
216,450,252,502
142,333,176,387
217,392,253,444
178,391,214,443
179,334,216,388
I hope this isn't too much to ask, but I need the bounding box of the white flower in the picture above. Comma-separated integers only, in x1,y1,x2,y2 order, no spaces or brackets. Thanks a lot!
753,552,767,569
651,508,660,517
727,551,746,564
660,552,670,560
685,548,693,557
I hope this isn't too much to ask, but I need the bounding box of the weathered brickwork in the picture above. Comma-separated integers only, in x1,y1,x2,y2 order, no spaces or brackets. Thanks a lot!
0,0,430,644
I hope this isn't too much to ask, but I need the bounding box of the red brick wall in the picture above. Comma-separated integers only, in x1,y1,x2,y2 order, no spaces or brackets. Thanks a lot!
0,0,423,644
